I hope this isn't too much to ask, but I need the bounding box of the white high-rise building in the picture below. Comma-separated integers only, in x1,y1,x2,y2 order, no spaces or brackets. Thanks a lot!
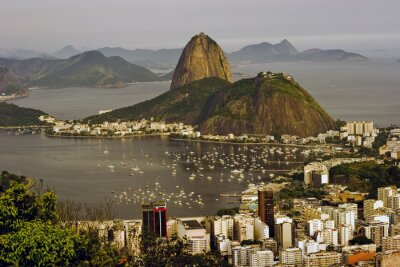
322,228,338,246
333,208,356,231
388,194,400,209
339,224,353,246
303,251,342,267
213,215,234,240
323,220,335,230
304,162,329,186
254,218,269,240
297,240,320,255
233,245,260,267
378,186,397,207
362,221,389,247
275,221,295,249
250,250,274,267
176,219,210,254
307,219,323,237
280,247,303,267
234,215,255,242
364,199,384,220
339,203,358,220
346,121,375,135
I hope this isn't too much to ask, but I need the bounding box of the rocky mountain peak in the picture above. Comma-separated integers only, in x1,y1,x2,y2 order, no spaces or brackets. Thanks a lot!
170,33,232,90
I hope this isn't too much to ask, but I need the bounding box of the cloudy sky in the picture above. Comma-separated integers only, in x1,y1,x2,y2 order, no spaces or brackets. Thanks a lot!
1,0,399,55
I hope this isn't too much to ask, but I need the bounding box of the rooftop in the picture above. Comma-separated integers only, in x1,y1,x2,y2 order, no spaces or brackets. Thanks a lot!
181,220,204,230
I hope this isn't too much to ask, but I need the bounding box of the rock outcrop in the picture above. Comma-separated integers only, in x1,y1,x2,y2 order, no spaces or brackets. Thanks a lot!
170,33,231,90
199,72,336,137
89,72,336,138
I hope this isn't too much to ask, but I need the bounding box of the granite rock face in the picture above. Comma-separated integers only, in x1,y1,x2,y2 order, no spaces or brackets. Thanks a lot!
170,33,232,90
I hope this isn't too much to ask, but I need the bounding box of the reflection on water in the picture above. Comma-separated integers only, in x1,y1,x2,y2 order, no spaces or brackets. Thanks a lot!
0,131,305,218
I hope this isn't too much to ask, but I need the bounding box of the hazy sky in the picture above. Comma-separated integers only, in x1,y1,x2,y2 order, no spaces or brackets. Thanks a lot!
1,0,399,55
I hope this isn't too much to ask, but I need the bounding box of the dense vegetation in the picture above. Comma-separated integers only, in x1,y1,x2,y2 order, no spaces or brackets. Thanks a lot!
330,161,400,198
277,185,326,200
0,176,229,266
0,171,27,192
198,73,336,137
216,207,240,217
87,73,335,138
0,51,167,89
0,102,47,126
85,77,230,124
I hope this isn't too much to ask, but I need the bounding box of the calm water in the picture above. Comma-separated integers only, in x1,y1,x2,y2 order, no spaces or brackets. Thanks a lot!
2,60,399,218
10,81,171,120
233,60,400,126
0,131,303,218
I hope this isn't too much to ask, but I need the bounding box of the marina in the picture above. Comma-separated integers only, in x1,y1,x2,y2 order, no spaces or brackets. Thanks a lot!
0,130,309,218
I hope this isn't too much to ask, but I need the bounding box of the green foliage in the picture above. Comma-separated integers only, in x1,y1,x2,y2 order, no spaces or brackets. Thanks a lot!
0,102,47,127
140,234,228,267
0,177,230,266
216,207,239,216
335,119,347,129
278,185,325,200
326,244,336,252
0,181,124,266
86,77,230,124
281,199,294,210
329,161,400,197
0,221,81,266
0,183,57,234
0,171,26,192
349,235,374,245
291,172,304,182
372,130,389,150
28,51,164,88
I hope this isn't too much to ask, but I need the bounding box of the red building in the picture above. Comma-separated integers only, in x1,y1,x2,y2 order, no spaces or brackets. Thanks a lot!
142,201,167,238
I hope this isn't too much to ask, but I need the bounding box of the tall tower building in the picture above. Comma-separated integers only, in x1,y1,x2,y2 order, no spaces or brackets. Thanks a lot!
258,190,275,237
142,201,167,238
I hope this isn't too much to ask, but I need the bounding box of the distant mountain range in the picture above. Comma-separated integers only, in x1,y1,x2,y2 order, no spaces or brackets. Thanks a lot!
0,40,368,66
0,67,26,95
228,40,368,63
0,50,169,90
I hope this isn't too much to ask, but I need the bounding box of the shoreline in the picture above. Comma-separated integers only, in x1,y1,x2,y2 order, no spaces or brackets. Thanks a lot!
0,125,52,129
45,133,169,139
169,137,331,148
41,133,333,148
1,92,30,102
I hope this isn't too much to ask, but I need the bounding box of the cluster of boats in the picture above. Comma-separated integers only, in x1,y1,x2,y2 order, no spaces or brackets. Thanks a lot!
111,179,205,209
100,144,314,210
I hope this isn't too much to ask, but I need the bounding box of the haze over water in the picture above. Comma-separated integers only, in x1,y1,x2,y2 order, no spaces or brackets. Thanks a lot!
3,60,399,218
10,61,400,126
